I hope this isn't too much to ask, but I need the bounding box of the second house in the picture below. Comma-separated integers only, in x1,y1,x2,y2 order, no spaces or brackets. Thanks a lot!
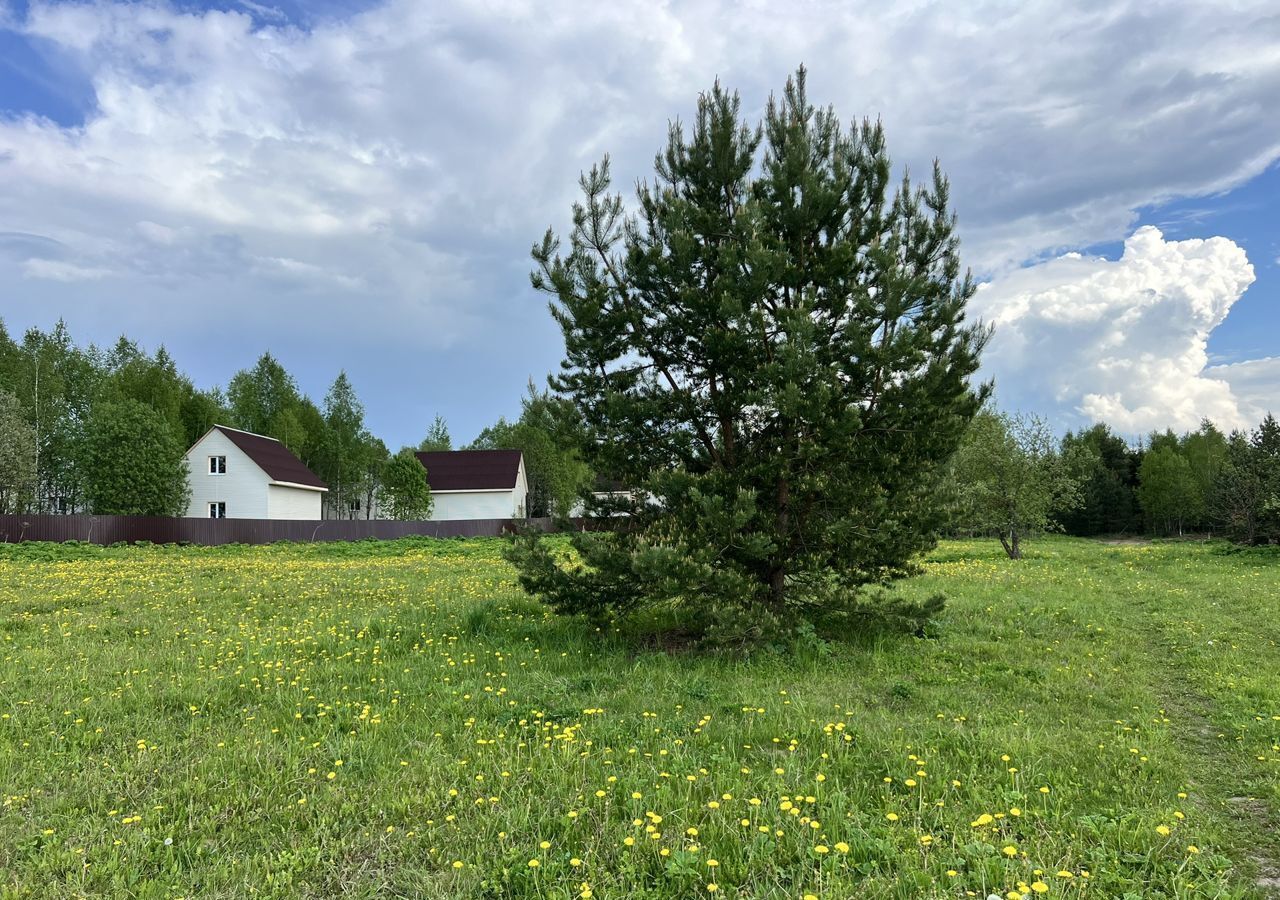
416,449,528,520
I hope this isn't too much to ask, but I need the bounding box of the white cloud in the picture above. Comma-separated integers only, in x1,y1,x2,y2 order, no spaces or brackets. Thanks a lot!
135,220,178,245
22,257,113,281
1205,356,1280,424
0,0,1279,442
234,0,286,23
973,227,1257,434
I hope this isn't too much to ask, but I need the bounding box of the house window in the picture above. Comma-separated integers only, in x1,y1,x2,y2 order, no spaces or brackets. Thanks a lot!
209,502,226,519
209,456,227,475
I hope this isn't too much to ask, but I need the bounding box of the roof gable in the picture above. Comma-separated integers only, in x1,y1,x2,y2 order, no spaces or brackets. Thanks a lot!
416,449,522,491
205,426,328,490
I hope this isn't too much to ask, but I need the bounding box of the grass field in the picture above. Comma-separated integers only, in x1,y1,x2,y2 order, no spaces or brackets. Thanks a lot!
1,536,1277,899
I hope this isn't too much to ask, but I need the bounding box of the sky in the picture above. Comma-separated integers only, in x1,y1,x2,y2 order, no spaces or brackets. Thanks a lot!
0,0,1277,447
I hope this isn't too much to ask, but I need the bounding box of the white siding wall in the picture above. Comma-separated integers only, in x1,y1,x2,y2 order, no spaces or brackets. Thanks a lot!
184,431,271,518
430,490,519,520
512,457,529,518
267,485,324,520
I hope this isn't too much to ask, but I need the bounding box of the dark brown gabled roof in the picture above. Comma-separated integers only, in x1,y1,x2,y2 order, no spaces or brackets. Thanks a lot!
212,425,328,490
415,449,522,491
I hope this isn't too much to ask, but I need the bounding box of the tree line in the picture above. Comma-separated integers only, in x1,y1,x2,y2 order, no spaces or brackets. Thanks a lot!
946,409,1280,557
0,319,590,519
2,319,1273,545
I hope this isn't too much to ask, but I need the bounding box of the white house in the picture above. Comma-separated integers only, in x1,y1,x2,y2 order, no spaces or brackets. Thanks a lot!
416,449,528,520
184,425,327,520
569,476,636,517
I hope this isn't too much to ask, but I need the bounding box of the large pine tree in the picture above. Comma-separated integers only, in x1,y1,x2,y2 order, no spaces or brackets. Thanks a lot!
508,69,987,636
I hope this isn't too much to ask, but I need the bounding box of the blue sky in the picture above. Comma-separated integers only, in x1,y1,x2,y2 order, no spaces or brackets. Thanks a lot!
1,0,1277,445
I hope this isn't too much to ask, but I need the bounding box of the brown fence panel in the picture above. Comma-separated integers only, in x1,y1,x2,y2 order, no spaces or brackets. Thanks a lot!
0,514,566,546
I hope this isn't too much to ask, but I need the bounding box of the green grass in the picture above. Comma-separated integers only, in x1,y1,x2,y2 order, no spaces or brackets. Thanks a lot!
1,536,1277,899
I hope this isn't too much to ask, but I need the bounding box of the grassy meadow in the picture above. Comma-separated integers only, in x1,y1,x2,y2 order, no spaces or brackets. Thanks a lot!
0,536,1277,899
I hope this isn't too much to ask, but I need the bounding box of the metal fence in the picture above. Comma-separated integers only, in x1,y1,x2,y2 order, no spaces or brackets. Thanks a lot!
0,513,565,546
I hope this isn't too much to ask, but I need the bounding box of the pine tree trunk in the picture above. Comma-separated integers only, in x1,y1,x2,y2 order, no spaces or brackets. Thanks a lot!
769,476,791,606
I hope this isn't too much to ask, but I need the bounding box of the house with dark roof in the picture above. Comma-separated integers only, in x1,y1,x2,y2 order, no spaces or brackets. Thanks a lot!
415,449,529,520
183,425,327,520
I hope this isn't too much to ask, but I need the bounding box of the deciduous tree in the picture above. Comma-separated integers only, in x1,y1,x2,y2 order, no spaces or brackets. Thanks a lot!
471,383,590,517
80,399,189,516
380,448,433,520
316,371,373,519
227,352,302,439
948,411,1088,559
1138,446,1200,536
0,389,36,514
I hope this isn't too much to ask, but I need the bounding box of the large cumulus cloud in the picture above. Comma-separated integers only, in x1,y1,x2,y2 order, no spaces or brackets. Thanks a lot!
972,227,1258,434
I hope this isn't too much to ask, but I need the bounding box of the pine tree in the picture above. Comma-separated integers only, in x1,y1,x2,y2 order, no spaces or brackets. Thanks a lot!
1212,430,1264,544
418,415,452,452
1057,424,1140,536
1252,414,1280,542
508,69,987,637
